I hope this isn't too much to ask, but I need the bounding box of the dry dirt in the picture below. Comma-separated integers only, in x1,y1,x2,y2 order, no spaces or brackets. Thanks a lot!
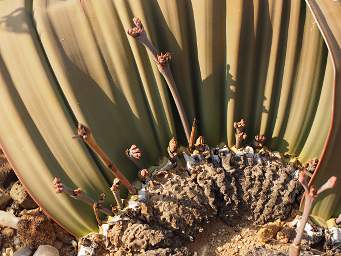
187,218,289,256
187,218,341,256
2,146,339,256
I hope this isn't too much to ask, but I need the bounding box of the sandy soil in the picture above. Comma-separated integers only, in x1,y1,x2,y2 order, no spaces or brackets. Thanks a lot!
188,218,288,256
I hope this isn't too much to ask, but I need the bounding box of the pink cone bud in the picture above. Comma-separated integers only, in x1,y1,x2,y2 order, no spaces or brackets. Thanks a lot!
157,52,171,66
128,144,142,160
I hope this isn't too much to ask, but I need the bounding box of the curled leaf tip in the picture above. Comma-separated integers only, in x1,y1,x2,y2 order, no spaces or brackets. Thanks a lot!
325,176,337,189
328,176,337,187
317,176,337,195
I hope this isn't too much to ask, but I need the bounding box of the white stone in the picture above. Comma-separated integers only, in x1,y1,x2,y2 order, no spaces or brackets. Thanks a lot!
14,237,20,245
71,240,78,248
77,246,95,256
292,216,324,244
0,210,19,229
244,146,254,156
218,146,230,155
183,152,197,170
33,245,59,256
211,155,220,166
13,247,32,256
101,223,110,238
127,199,140,209
138,186,147,201
293,169,300,178
329,227,341,245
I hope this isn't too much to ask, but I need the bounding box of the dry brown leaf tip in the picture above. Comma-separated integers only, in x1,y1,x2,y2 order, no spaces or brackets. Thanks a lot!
195,136,204,147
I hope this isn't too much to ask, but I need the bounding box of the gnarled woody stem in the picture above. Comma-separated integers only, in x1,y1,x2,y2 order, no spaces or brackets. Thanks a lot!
128,17,190,142
73,124,136,194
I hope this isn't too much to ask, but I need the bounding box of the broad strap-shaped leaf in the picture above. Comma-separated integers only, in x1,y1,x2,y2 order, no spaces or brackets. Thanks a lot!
305,0,341,225
0,0,338,236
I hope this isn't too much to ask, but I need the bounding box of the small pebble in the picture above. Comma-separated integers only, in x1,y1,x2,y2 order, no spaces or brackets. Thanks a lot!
71,240,77,248
33,245,59,256
54,241,63,250
5,248,13,255
14,237,20,245
2,227,15,238
13,246,32,256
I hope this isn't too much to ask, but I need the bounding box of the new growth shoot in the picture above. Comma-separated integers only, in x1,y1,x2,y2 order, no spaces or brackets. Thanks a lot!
127,17,191,142
73,123,136,195
233,119,247,149
53,177,112,217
